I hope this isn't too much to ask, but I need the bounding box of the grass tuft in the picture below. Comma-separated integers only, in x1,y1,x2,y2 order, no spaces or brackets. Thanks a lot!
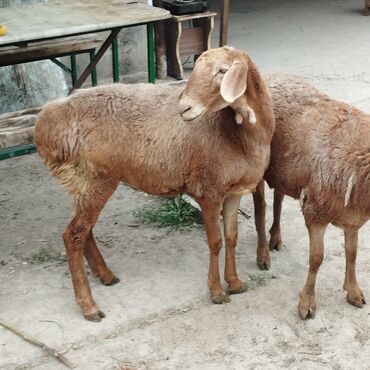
247,272,267,290
27,247,67,265
134,195,203,230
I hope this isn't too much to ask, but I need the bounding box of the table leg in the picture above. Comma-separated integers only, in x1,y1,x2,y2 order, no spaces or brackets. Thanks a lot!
89,50,98,86
147,22,156,83
220,0,230,47
70,54,78,86
112,36,120,83
70,27,121,93
166,21,183,80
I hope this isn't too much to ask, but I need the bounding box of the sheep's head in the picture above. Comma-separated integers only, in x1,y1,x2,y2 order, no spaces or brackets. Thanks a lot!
179,46,249,122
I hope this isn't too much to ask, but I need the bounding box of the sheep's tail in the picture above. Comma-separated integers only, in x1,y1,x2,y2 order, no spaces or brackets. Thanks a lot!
35,102,89,197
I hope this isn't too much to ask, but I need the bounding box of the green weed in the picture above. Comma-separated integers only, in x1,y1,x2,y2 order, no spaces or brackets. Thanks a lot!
134,196,203,230
248,272,267,290
28,247,67,265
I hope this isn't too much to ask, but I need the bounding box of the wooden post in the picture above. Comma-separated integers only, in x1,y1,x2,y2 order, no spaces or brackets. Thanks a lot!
219,0,229,46
364,0,370,15
153,0,167,79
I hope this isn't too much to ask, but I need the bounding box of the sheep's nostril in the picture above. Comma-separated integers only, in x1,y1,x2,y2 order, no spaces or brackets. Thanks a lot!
179,104,191,115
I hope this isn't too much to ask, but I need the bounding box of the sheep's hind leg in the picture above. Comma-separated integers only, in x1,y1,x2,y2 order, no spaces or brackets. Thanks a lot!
64,178,118,321
223,195,247,294
298,222,327,320
253,180,270,270
269,190,284,251
343,228,366,308
84,231,120,286
199,200,230,304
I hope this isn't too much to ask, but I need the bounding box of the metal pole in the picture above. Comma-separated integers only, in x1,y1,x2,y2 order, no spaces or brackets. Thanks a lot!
147,22,156,83
112,36,120,83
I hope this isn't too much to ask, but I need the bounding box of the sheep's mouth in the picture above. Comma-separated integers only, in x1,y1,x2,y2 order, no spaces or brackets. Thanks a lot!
181,109,204,122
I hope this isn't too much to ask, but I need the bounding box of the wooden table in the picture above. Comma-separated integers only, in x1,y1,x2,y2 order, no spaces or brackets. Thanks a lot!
0,0,170,160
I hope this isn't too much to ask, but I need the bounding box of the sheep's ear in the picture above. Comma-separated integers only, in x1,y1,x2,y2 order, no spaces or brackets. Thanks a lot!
220,60,247,103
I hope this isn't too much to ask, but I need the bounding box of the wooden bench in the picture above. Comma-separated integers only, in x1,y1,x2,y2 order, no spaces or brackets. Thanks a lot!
0,107,40,158
0,35,104,159
0,35,103,86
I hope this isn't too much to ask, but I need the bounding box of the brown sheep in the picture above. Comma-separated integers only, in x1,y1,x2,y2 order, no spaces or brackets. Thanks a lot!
253,74,370,319
35,46,275,321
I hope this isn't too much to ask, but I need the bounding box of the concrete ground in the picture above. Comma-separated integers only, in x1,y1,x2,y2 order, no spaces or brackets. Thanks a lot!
1,0,370,369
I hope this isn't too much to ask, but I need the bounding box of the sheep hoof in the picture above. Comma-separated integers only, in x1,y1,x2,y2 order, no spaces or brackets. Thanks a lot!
84,309,106,322
298,304,316,320
257,259,270,271
211,292,231,304
101,275,120,286
346,290,366,308
269,239,282,251
298,294,316,320
227,281,248,295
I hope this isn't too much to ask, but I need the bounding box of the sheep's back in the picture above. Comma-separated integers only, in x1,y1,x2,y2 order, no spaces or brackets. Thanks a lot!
265,74,370,216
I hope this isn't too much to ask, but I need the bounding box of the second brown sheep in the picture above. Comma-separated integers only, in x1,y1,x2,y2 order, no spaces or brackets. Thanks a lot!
253,74,370,320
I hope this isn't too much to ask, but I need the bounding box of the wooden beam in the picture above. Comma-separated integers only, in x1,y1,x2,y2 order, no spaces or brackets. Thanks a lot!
219,0,229,47
70,28,121,92
153,0,167,79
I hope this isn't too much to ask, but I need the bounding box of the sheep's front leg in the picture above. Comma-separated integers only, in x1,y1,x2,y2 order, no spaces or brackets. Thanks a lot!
253,180,270,270
343,228,366,307
200,200,230,304
298,222,327,320
223,195,247,294
269,190,284,251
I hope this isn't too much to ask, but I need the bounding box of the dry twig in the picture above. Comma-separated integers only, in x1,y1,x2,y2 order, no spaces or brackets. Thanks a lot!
0,319,76,369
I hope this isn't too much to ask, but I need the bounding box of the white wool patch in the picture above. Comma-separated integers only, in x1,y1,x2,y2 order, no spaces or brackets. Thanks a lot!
67,121,81,156
299,188,307,207
235,113,243,124
234,106,256,125
247,106,257,124
344,173,356,207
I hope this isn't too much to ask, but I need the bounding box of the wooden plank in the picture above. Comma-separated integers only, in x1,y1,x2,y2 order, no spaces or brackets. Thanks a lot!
179,27,204,56
0,35,103,66
0,108,38,148
0,114,36,130
0,123,35,149
0,107,41,121
170,11,217,22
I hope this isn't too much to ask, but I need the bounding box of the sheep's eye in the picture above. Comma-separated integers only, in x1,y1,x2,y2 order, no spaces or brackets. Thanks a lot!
218,68,228,74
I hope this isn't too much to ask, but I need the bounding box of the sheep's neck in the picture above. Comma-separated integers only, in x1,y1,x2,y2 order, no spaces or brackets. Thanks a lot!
228,60,275,155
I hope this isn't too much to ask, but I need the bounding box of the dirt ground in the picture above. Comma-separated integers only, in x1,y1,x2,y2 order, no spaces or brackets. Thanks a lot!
2,0,370,369
1,153,370,370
